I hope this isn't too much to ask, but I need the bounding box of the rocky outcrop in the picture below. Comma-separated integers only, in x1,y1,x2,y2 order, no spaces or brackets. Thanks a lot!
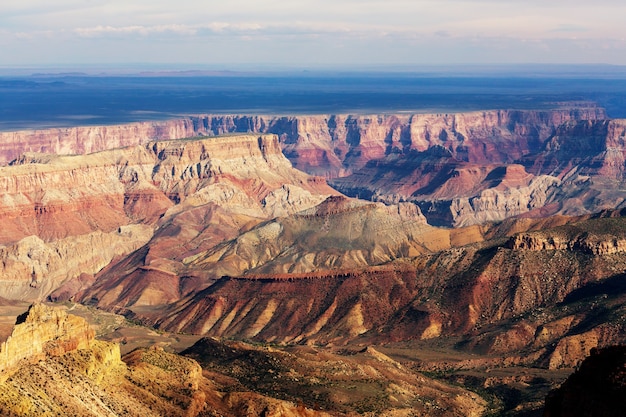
0,303,94,374
330,148,563,227
0,303,331,416
184,196,434,278
508,222,626,255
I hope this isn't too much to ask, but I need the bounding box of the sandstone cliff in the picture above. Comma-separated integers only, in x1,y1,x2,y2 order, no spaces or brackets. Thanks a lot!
1,108,614,228
0,119,198,166
0,303,94,374
331,117,626,226
524,119,626,180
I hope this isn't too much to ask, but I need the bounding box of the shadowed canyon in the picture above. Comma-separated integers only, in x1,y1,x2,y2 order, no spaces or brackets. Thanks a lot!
0,106,624,416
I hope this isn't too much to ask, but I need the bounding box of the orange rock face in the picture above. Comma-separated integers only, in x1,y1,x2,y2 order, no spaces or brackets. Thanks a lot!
0,303,94,374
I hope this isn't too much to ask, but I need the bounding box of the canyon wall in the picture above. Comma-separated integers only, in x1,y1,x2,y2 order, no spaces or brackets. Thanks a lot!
1,108,614,227
0,134,334,301
0,107,606,178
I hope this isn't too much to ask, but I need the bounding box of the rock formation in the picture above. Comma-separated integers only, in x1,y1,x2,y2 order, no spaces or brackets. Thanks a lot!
0,108,606,175
0,134,335,301
0,107,625,414
0,303,94,374
331,118,626,226
85,213,623,374
0,303,488,416
1,107,617,228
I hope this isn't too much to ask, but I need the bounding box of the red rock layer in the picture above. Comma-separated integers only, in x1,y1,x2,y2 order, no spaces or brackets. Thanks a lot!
97,214,625,372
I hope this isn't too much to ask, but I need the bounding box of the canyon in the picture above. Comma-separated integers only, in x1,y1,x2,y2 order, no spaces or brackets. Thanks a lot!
0,105,624,415
0,303,491,416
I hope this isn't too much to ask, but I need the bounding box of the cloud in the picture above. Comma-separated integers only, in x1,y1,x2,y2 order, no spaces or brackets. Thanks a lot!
74,24,197,38
2,0,626,66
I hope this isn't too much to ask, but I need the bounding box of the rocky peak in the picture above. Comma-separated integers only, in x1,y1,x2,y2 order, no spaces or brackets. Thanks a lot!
0,304,94,374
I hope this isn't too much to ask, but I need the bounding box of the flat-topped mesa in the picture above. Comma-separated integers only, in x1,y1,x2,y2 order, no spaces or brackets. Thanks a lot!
0,304,94,374
0,119,198,165
146,134,293,189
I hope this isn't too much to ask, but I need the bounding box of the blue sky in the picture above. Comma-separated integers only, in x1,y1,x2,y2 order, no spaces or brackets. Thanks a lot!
1,0,626,68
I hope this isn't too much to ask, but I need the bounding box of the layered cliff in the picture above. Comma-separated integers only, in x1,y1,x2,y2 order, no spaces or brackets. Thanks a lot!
0,108,606,175
2,108,615,228
0,134,335,301
523,119,626,179
331,117,626,226
0,119,198,165
0,303,94,374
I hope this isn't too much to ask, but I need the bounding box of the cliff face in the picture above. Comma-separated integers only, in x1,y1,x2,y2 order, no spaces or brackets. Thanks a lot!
523,119,626,179
0,108,606,176
0,119,198,165
0,134,335,301
0,303,94,374
0,304,332,417
331,117,626,227
1,108,614,227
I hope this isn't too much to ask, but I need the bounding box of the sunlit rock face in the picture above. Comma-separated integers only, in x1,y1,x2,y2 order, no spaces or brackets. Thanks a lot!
0,303,94,374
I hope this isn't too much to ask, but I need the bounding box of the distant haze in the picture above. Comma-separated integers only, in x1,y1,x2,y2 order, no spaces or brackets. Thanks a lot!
2,0,626,68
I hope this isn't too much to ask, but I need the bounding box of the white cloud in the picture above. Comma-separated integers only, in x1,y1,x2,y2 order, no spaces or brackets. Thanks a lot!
2,0,626,66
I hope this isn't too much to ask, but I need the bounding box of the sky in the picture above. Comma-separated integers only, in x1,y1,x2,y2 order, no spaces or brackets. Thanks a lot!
1,0,626,69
